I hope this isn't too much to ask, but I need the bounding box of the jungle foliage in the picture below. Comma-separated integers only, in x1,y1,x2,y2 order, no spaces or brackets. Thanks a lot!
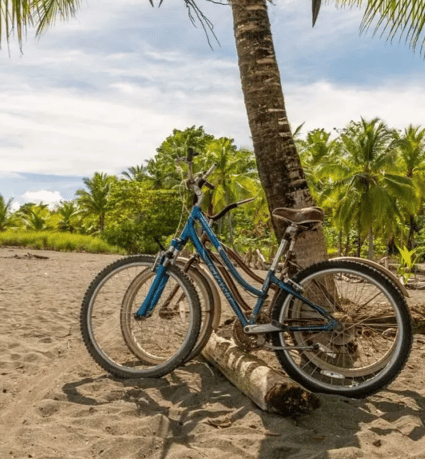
1,121,425,261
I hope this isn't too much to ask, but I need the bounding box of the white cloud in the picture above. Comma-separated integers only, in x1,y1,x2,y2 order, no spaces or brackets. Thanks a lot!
0,42,246,176
0,0,423,189
21,190,63,208
285,80,425,133
10,201,21,212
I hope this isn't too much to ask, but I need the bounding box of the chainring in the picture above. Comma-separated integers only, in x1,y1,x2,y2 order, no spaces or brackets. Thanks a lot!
232,313,270,351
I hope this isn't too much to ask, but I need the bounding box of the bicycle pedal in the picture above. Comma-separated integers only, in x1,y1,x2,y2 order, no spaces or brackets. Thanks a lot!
244,321,287,334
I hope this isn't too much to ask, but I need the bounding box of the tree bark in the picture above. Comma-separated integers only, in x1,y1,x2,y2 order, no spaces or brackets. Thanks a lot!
202,333,320,416
368,227,374,260
231,0,328,268
408,215,416,250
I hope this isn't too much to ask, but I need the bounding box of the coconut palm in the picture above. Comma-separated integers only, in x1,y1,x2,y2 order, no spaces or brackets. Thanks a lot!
394,125,425,248
76,172,114,232
17,203,51,231
3,0,425,263
200,138,259,247
0,195,14,231
198,0,425,268
298,129,339,201
57,200,79,233
332,0,425,56
121,165,149,183
0,1,79,45
318,118,415,259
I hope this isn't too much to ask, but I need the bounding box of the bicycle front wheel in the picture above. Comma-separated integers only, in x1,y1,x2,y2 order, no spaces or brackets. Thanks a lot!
80,255,201,378
272,260,412,398
121,260,217,363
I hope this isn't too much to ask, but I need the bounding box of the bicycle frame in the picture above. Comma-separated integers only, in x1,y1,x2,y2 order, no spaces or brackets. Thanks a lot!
137,205,335,333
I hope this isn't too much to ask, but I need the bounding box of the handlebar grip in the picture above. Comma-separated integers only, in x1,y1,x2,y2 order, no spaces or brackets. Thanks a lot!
187,148,199,162
207,197,254,221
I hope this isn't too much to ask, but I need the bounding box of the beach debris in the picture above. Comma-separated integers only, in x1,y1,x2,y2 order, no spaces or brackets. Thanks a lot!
3,252,49,260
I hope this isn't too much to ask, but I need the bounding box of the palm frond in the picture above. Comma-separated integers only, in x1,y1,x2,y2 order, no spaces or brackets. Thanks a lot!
312,0,322,26
329,0,425,57
33,0,81,36
0,0,32,47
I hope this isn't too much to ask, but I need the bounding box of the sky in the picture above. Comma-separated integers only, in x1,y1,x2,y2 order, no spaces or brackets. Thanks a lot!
1,0,424,210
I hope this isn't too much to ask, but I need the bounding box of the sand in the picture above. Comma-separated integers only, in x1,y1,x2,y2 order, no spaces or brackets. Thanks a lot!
1,246,425,459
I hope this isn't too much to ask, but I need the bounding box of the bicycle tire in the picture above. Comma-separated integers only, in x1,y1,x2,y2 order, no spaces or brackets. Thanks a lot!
184,261,222,330
121,261,217,363
271,260,412,398
80,255,201,378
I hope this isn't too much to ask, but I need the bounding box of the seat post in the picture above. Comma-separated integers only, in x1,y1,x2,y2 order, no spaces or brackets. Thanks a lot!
286,224,299,255
269,224,298,273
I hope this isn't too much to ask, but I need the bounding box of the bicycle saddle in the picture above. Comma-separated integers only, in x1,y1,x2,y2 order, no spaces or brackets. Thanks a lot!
272,206,323,225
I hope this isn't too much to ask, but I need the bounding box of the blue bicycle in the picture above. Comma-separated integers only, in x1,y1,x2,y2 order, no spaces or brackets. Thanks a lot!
81,150,412,397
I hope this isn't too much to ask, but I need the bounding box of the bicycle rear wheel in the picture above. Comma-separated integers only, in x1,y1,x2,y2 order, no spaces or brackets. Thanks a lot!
271,260,412,398
80,255,201,378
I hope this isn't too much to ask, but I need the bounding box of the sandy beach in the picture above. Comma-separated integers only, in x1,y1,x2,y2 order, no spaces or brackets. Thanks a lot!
1,246,425,459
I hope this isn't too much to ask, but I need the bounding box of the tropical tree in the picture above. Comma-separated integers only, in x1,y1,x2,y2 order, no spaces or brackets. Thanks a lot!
200,137,259,247
76,172,114,233
3,0,425,265
104,181,181,254
150,126,216,189
229,0,326,268
121,165,149,183
198,0,425,267
298,128,339,201
17,203,51,231
56,200,79,233
394,125,425,248
0,195,14,231
318,118,415,259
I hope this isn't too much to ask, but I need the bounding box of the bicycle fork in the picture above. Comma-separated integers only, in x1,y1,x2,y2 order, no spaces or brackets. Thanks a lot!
134,260,170,319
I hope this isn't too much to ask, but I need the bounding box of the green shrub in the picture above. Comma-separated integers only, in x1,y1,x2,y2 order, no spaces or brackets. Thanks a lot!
103,184,182,254
0,230,124,254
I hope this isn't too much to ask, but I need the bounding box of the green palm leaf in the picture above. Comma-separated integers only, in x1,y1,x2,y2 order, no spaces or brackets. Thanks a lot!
330,0,425,56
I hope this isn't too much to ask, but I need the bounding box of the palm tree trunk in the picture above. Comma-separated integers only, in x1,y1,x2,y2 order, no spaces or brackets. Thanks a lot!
338,229,342,257
344,232,350,256
230,0,328,268
368,227,373,260
407,215,416,250
99,213,105,232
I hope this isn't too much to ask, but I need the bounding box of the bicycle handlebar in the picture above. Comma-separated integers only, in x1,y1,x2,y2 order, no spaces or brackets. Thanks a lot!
207,198,254,221
181,150,218,206
182,154,254,214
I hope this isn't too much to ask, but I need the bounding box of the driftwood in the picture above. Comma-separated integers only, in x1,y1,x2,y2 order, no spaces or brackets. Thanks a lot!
201,333,320,417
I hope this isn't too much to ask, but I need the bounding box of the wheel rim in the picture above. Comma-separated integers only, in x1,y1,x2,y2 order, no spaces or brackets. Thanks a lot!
87,262,196,374
279,267,403,387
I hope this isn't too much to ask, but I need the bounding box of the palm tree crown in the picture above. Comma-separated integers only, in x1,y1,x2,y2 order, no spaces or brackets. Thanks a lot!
76,172,114,232
318,118,415,257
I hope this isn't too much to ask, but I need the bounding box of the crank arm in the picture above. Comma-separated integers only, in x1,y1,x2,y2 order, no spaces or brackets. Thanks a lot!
244,320,288,334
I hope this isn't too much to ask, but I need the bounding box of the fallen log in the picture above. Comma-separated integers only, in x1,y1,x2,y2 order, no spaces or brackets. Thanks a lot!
201,333,320,417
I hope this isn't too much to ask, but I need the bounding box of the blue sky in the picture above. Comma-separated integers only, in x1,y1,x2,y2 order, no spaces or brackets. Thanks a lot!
1,0,424,209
